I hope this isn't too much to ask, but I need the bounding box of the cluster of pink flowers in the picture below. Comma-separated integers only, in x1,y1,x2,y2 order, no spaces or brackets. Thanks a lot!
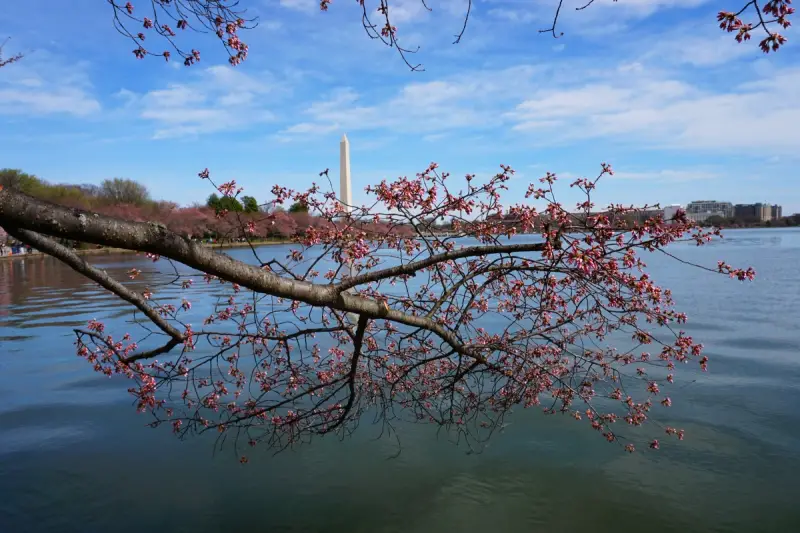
718,1,793,52
115,0,249,66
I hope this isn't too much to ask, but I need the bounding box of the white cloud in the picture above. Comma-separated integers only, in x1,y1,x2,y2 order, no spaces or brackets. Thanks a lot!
640,33,756,67
281,41,800,156
121,65,282,139
505,64,800,154
610,169,720,182
577,0,711,20
278,0,317,13
261,20,284,31
482,0,711,34
487,8,537,23
422,133,448,142
280,65,540,137
277,0,426,21
0,58,100,117
388,0,430,23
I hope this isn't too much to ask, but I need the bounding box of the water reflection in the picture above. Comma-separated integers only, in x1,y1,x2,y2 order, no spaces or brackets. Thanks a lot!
0,231,800,532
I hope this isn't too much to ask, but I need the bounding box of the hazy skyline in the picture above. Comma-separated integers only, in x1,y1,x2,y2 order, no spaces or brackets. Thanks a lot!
1,0,798,213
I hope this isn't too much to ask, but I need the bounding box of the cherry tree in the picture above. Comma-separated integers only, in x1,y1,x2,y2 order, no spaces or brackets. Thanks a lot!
101,0,793,70
0,37,23,68
0,163,757,459
0,0,788,460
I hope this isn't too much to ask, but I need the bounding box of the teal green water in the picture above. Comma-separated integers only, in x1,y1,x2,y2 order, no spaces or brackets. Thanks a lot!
1,229,799,532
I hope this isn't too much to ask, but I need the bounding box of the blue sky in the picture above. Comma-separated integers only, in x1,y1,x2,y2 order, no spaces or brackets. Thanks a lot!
1,0,798,213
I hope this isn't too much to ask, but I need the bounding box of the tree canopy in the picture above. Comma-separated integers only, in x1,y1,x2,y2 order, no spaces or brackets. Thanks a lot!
0,0,786,462
241,195,259,213
207,192,244,213
288,201,309,214
100,177,151,205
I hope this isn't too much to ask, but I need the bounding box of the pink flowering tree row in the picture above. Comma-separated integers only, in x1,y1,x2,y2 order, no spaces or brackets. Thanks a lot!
90,201,355,241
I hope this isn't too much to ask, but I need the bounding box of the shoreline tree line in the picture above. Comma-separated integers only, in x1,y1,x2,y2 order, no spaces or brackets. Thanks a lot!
0,168,413,245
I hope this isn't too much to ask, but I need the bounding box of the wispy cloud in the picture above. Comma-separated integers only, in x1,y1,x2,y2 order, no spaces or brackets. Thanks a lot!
280,65,540,137
0,57,100,117
556,167,719,183
572,0,712,20
279,48,800,157
506,64,800,154
482,0,712,34
118,66,284,139
487,8,537,24
610,169,720,182
639,32,757,67
277,0,318,13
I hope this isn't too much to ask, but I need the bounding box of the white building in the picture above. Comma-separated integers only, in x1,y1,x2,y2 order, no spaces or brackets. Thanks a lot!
685,200,733,223
662,204,683,223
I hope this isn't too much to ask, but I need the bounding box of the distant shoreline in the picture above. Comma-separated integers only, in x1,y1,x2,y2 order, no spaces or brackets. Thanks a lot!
0,239,290,262
3,225,795,263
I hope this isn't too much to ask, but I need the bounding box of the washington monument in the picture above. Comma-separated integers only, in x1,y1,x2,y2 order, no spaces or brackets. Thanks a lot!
339,134,352,213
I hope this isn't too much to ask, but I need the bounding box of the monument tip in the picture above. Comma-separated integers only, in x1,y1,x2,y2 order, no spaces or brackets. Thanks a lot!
341,133,348,142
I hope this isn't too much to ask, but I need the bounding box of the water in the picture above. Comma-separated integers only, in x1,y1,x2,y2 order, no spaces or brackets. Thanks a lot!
1,230,799,533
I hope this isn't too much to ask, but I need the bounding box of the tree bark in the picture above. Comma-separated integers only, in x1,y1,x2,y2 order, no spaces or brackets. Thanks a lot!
0,189,551,364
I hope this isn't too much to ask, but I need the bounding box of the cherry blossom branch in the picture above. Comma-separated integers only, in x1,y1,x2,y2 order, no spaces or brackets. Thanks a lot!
0,162,757,459
326,314,369,432
0,188,481,363
107,0,255,66
5,226,185,344
717,0,793,53
336,242,548,292
538,0,792,53
103,0,791,73
77,328,184,364
0,38,23,68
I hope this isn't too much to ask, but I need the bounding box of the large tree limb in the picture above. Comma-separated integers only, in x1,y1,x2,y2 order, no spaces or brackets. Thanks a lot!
0,189,330,304
327,314,369,432
0,189,481,362
5,226,185,343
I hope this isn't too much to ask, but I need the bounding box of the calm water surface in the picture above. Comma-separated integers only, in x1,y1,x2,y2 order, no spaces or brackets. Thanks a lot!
1,229,799,533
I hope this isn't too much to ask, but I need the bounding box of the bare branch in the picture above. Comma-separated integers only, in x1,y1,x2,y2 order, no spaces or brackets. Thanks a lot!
336,242,548,292
5,226,185,343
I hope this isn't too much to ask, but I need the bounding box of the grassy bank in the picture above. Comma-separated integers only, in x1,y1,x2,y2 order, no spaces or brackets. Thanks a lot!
0,239,291,262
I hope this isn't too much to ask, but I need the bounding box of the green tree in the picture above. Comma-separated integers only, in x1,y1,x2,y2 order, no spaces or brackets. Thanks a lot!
288,201,308,213
218,196,243,212
0,168,43,194
100,178,151,205
206,193,242,212
241,195,259,213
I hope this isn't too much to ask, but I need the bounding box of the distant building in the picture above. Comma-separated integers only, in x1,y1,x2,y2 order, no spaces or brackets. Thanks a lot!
662,204,683,224
734,203,756,220
735,203,775,222
755,203,772,222
772,204,783,220
685,200,733,223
